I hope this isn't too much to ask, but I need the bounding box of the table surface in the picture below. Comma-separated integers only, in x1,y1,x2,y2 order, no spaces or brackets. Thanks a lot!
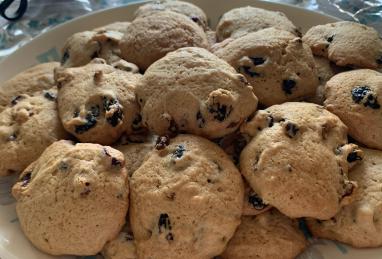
0,0,381,62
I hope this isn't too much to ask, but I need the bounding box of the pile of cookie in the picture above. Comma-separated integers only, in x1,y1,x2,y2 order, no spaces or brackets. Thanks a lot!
1,1,382,258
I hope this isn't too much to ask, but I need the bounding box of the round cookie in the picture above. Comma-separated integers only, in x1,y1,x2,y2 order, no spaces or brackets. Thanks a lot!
214,28,318,106
307,56,346,105
55,59,141,145
129,134,244,259
0,89,68,177
307,148,382,248
216,6,300,42
136,47,258,139
240,102,363,219
302,21,382,69
12,140,129,255
119,11,209,71
242,182,271,216
134,0,208,29
102,223,137,259
0,62,59,112
221,210,307,259
324,69,382,150
61,30,124,67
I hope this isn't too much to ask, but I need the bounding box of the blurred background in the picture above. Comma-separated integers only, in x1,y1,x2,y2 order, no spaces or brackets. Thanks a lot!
0,0,381,61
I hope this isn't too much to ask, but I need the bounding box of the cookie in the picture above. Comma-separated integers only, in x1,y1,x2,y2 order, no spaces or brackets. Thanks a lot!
115,136,155,176
306,56,346,105
134,0,208,29
216,6,300,42
221,210,307,259
12,140,129,255
302,21,382,69
214,28,318,106
55,59,141,145
206,30,216,47
94,21,131,34
61,30,124,67
119,11,209,71
136,47,258,139
307,148,382,248
0,62,59,112
0,89,68,177
324,69,382,150
242,182,271,216
240,102,363,219
129,134,244,258
102,223,137,259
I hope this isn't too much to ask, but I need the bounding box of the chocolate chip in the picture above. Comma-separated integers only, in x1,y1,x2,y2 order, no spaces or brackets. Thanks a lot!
155,135,170,150
158,213,172,233
208,103,232,122
172,144,186,159
285,122,299,138
248,193,267,210
351,86,380,109
20,172,32,187
61,50,69,65
43,91,56,101
327,35,335,43
347,150,362,163
196,111,205,128
282,79,296,95
238,66,260,77
11,95,23,106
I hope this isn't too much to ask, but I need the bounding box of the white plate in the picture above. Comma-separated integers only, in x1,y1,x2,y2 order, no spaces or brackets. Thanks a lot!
0,0,379,258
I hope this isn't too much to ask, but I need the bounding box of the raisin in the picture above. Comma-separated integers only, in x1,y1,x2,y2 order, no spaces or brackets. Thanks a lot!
285,122,299,138
248,193,267,210
208,103,232,122
61,50,69,65
327,35,335,43
238,66,260,77
172,144,186,159
111,157,122,167
20,172,32,187
351,86,380,109
58,161,69,171
267,115,274,127
190,16,199,23
282,79,296,95
377,56,382,65
11,95,23,106
196,111,205,128
7,133,17,141
75,112,97,134
347,150,362,163
132,114,142,131
250,57,265,65
166,233,174,241
158,213,172,233
155,135,170,150
43,91,56,101
103,97,123,127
